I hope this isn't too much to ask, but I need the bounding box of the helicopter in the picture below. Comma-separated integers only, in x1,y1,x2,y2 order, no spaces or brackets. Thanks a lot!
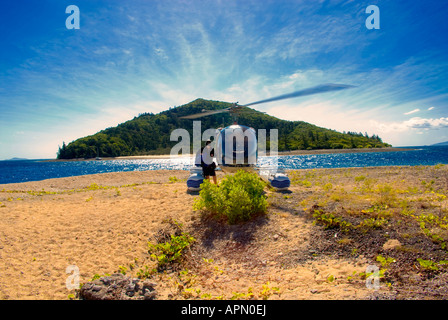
181,83,355,191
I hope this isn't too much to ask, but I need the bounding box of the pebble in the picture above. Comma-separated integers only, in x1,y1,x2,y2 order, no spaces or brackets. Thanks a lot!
143,280,157,288
92,285,103,292
126,284,135,291
144,291,157,300
126,291,135,297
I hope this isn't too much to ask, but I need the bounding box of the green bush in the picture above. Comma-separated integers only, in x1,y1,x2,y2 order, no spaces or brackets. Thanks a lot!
193,170,268,224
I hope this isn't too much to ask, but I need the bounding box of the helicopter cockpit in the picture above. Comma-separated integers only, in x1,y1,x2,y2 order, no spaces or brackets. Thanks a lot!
215,124,257,173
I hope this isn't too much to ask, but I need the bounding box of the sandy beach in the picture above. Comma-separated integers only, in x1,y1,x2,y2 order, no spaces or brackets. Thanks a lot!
1,165,447,300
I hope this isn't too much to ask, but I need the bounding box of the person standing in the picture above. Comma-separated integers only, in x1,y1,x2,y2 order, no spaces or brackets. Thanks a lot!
201,139,217,184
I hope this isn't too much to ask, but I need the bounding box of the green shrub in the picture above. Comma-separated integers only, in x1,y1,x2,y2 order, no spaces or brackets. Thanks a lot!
193,170,267,224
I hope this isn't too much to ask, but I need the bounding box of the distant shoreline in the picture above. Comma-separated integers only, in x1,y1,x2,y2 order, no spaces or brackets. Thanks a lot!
44,147,414,162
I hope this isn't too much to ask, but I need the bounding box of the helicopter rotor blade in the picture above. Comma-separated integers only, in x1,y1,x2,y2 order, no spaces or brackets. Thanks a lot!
242,83,355,107
234,108,266,114
179,107,231,119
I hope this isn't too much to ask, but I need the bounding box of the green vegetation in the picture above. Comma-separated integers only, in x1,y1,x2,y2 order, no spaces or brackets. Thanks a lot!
57,98,390,159
417,259,448,271
148,232,196,270
231,288,255,300
259,282,280,300
312,209,353,233
376,255,396,267
136,265,157,279
193,170,268,224
169,176,180,183
299,166,448,256
117,265,128,275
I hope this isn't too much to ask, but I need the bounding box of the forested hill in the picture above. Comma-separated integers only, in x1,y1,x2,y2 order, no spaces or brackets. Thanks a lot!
56,99,391,159
431,141,448,146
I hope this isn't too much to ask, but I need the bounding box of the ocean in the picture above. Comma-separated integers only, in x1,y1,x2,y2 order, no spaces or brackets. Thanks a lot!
1,146,447,185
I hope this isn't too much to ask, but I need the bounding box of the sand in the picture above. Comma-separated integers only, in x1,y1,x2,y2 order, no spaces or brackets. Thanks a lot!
1,165,446,300
0,170,192,299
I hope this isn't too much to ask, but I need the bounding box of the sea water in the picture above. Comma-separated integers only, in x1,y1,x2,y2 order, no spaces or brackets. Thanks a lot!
0,146,447,185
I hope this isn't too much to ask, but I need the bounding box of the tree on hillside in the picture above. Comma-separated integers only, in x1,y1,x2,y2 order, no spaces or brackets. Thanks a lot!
56,99,391,159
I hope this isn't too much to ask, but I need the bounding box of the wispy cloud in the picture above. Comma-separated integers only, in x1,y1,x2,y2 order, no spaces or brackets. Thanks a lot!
404,109,420,115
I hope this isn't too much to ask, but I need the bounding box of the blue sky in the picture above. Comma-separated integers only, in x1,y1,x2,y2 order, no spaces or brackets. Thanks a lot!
1,0,447,159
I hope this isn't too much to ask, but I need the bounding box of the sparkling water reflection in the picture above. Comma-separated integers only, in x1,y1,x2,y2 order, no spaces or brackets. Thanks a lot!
1,146,447,185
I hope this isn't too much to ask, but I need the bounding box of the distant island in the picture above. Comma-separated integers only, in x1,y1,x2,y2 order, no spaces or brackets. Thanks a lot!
56,99,391,160
3,157,29,161
431,141,448,146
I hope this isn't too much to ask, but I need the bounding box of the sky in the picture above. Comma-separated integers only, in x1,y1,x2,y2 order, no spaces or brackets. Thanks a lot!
1,0,447,160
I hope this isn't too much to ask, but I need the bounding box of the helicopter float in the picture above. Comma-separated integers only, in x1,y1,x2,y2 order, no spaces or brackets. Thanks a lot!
180,83,354,192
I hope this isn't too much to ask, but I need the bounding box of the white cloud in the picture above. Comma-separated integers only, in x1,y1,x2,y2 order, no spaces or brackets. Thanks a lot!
404,109,420,115
428,107,435,110
407,117,448,129
371,117,448,133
